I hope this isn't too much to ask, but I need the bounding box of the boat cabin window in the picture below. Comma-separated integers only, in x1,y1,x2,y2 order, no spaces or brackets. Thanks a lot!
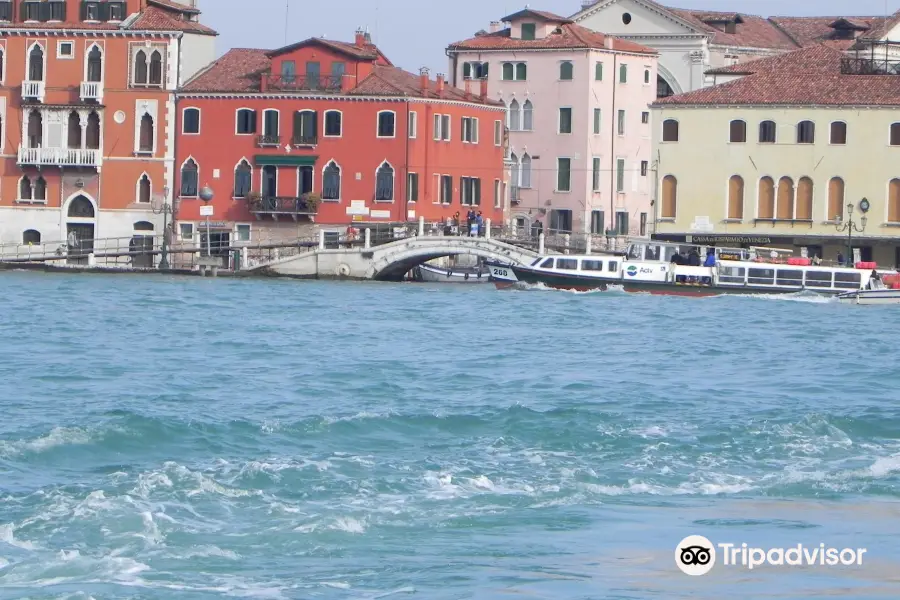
608,261,619,272
718,266,745,284
581,259,604,271
556,258,578,270
776,269,804,287
628,245,644,259
748,267,775,285
531,257,543,266
834,272,862,289
644,245,661,260
804,270,832,288
540,257,555,268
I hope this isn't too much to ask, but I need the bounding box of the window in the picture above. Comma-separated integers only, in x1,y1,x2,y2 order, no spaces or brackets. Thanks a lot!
662,119,678,142
796,176,813,220
592,157,601,191
433,113,442,140
640,212,647,236
148,50,163,86
494,120,502,146
557,258,577,270
236,109,257,134
440,174,452,204
509,153,518,196
58,41,73,58
890,179,900,222
67,111,81,148
183,107,200,134
593,108,601,134
522,100,533,131
559,107,572,134
641,111,649,124
375,162,394,201
777,176,794,219
502,62,526,80
758,176,775,219
408,111,417,139
521,23,536,40
728,175,744,219
494,179,501,208
28,44,43,81
86,111,100,149
797,120,815,144
521,154,532,188
23,230,40,244
804,271,832,288
748,268,775,285
557,158,571,192
516,63,527,80
179,223,194,240
108,1,126,20
461,117,479,143
138,114,154,153
84,46,103,85
619,63,627,83
828,177,844,221
322,161,341,201
617,110,625,136
615,211,629,235
461,177,481,206
27,109,42,147
595,62,603,81
508,100,520,131
891,123,900,146
261,165,277,197
407,173,419,202
640,161,648,176
502,62,514,80
759,120,776,143
293,110,317,144
31,177,46,201
729,119,746,143
82,1,99,20
830,121,847,145
234,159,252,197
19,176,32,201
298,165,313,196
616,158,626,192
25,0,65,21
180,158,198,197
582,259,604,271
643,69,651,84
377,111,396,137
590,210,604,234
550,209,573,233
776,269,804,287
138,174,151,203
560,61,573,80
133,49,148,84
661,175,676,218
236,224,251,242
324,110,342,137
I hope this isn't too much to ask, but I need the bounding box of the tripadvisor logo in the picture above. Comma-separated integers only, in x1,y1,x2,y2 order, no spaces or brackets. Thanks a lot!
675,535,867,575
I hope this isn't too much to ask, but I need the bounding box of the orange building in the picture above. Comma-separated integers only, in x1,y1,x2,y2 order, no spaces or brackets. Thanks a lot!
175,30,507,248
0,0,215,250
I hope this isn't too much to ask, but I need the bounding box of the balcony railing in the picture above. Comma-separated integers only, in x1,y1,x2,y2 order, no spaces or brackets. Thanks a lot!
18,146,101,168
256,134,281,147
291,134,318,147
266,75,343,93
80,81,102,102
248,195,318,221
840,56,900,75
21,80,45,102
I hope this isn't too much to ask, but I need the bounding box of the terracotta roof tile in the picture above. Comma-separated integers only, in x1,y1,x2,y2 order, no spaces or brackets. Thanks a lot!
148,0,200,14
266,38,391,65
130,5,217,35
669,8,798,50
769,16,883,47
501,9,573,24
448,23,655,54
656,44,900,107
705,40,855,75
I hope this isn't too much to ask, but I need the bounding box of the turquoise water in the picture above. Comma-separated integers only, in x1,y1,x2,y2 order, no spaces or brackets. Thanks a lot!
1,272,899,599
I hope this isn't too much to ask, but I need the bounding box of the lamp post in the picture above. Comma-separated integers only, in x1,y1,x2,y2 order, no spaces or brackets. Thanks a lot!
835,198,868,265
151,185,172,270
199,185,214,258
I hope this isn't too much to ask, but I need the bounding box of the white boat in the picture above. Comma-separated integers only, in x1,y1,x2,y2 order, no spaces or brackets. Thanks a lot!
414,263,491,283
837,288,900,305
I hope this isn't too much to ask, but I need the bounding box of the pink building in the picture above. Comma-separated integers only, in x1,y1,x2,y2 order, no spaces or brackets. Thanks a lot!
448,9,658,238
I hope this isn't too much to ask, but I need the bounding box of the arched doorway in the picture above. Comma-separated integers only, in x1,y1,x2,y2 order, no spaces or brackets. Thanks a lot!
65,194,96,264
131,221,155,268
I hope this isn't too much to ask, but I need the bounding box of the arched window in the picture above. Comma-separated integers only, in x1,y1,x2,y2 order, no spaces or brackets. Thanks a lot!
28,44,43,81
729,119,746,143
138,114,154,152
796,177,813,220
182,107,200,134
375,162,394,201
522,100,533,131
322,160,341,200
889,179,900,222
19,177,32,200
777,176,794,219
324,110,342,137
67,111,81,148
180,158,198,197
502,62,514,80
233,159,252,197
758,177,775,218
515,63,527,80
508,99,520,131
510,152,519,191
86,111,100,149
759,120,776,143
796,120,815,144
149,50,163,85
138,174,151,203
662,119,678,142
521,153,532,188
830,121,847,145
559,61,573,80
728,175,744,219
891,123,900,146
27,109,42,147
68,196,95,218
33,176,46,201
828,177,844,222
377,111,395,137
661,175,677,218
134,221,154,232
86,45,102,83
23,230,40,244
133,50,148,85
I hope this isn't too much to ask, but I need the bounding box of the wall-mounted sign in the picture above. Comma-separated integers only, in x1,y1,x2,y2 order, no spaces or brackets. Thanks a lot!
686,235,771,244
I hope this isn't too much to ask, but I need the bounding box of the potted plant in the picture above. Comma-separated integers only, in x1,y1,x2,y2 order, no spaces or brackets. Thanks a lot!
247,191,262,210
303,192,321,213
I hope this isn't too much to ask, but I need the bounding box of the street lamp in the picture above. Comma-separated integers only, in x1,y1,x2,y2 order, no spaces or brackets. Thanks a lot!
151,185,172,270
199,185,214,258
835,198,868,265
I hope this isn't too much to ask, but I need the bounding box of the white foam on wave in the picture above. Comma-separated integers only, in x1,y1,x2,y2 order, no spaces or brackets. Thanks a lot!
294,516,367,534
322,411,394,425
175,545,241,560
0,523,37,549
515,281,606,295
577,478,753,496
867,453,900,478
0,426,95,457
719,291,835,304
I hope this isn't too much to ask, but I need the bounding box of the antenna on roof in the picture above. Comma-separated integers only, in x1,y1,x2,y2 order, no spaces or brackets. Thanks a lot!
284,0,289,45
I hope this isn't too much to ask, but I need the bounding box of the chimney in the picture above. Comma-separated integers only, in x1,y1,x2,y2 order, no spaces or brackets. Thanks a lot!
419,66,430,93
355,27,366,47
436,73,445,97
479,78,488,100
605,35,614,50
489,21,502,33
464,78,472,99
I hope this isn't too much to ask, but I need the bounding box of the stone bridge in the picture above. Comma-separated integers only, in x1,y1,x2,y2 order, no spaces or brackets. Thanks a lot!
250,235,540,281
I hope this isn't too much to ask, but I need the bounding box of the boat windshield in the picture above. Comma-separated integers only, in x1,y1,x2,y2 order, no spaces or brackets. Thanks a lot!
531,257,543,266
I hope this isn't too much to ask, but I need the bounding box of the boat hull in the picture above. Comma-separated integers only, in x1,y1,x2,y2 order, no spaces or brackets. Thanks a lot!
837,289,900,305
415,264,491,283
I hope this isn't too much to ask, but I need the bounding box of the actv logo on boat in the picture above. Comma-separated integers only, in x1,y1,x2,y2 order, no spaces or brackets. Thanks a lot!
626,265,638,277
674,535,867,576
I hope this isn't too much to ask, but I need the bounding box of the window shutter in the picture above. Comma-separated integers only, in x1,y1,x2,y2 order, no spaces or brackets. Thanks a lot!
98,1,110,21
39,1,51,21
80,1,88,20
250,110,257,133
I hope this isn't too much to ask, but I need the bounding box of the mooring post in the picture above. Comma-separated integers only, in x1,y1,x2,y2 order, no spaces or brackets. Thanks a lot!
241,246,249,269
364,228,371,249
318,229,326,250
585,234,592,255
485,219,492,239
539,232,545,254
418,216,425,237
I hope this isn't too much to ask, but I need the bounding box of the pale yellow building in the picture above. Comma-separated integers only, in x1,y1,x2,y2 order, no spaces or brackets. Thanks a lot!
650,41,900,267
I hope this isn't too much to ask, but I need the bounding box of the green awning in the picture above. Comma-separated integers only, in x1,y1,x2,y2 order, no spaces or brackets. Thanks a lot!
254,155,318,166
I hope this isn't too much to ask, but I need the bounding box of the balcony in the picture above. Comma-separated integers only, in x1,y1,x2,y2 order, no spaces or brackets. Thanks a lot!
291,134,318,147
21,80,45,103
256,134,281,148
266,75,342,93
80,81,103,103
18,146,101,168
248,194,319,221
